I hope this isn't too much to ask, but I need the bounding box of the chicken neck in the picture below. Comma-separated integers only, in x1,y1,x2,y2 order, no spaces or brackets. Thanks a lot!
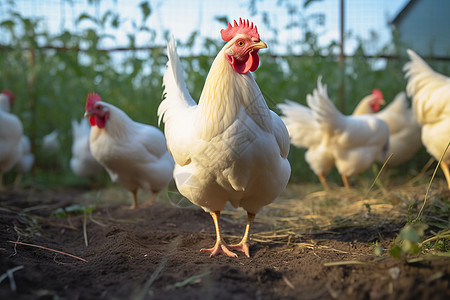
195,49,271,140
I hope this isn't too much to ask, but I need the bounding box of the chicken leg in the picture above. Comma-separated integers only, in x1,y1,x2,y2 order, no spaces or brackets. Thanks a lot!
318,174,329,190
201,211,237,258
13,173,23,188
441,161,450,189
342,174,351,189
228,212,255,258
128,189,138,209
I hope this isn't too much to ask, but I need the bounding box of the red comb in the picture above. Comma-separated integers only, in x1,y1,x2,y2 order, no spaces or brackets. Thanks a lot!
1,90,14,105
220,18,260,42
372,89,383,100
85,92,102,111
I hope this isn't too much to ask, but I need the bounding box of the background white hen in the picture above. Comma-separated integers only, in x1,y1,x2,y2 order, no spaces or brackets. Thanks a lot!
277,98,334,189
0,91,34,187
404,49,450,189
85,93,174,208
278,77,389,189
70,118,103,179
158,19,291,258
308,78,389,188
13,135,35,187
279,78,389,189
0,90,23,190
353,91,422,166
42,130,60,154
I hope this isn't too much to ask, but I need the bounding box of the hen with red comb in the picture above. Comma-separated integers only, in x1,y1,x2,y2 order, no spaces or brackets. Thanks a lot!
278,77,389,189
84,93,174,209
0,90,15,112
158,18,290,258
353,90,422,167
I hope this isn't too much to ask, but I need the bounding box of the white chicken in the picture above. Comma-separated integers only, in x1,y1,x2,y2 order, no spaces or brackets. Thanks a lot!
13,135,35,187
404,49,450,188
0,90,23,189
278,87,385,188
278,77,389,189
42,130,60,154
0,91,34,186
0,90,15,112
158,19,291,258
353,91,422,166
70,118,103,178
84,93,174,208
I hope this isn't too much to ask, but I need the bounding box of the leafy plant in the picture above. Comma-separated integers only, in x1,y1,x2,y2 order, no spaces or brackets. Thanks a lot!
52,204,94,219
389,222,428,259
0,0,448,186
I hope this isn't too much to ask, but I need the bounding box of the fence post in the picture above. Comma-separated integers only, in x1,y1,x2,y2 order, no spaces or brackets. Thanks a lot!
339,0,345,112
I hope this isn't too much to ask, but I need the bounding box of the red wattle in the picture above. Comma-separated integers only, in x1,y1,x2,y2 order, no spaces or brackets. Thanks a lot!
89,116,96,126
226,50,260,74
249,51,259,72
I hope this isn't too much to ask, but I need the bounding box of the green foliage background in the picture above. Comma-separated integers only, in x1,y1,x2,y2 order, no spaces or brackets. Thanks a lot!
0,0,448,187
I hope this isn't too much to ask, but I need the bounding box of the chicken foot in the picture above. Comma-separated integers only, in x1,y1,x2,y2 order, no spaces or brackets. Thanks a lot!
228,212,255,258
201,211,237,258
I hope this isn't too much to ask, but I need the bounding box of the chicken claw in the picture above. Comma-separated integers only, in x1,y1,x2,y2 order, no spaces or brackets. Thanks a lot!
201,241,237,258
228,242,250,258
201,211,238,258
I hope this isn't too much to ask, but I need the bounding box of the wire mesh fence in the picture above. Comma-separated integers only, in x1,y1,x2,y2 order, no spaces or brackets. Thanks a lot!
0,0,448,186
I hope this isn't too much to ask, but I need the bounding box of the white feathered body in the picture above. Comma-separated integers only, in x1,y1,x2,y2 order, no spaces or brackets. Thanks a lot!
70,118,103,177
89,103,174,193
308,80,389,177
353,91,422,166
404,49,450,165
0,94,11,113
14,135,34,174
0,108,23,175
279,78,389,179
158,37,290,214
0,93,34,176
42,130,60,153
277,100,334,177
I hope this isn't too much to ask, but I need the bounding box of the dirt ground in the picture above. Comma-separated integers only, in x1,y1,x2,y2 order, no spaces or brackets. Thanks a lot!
0,182,449,300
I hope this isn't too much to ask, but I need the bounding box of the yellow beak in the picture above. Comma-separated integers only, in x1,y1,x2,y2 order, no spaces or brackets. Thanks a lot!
253,40,267,50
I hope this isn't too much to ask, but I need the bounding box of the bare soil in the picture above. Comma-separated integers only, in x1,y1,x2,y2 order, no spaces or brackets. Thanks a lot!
0,184,449,300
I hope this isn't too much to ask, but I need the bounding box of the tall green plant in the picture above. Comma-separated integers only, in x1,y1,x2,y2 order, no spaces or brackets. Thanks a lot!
0,0,447,186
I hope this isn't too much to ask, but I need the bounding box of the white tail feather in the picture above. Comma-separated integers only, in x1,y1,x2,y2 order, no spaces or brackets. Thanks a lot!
307,76,341,129
158,37,196,126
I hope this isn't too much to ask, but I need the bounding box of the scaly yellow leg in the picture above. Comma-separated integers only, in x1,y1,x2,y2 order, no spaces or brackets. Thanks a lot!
229,212,255,258
318,174,329,190
201,211,237,258
440,161,450,190
129,190,138,209
342,174,351,189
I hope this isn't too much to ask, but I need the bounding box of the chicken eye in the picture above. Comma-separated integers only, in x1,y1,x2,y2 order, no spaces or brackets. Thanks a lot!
237,40,245,47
